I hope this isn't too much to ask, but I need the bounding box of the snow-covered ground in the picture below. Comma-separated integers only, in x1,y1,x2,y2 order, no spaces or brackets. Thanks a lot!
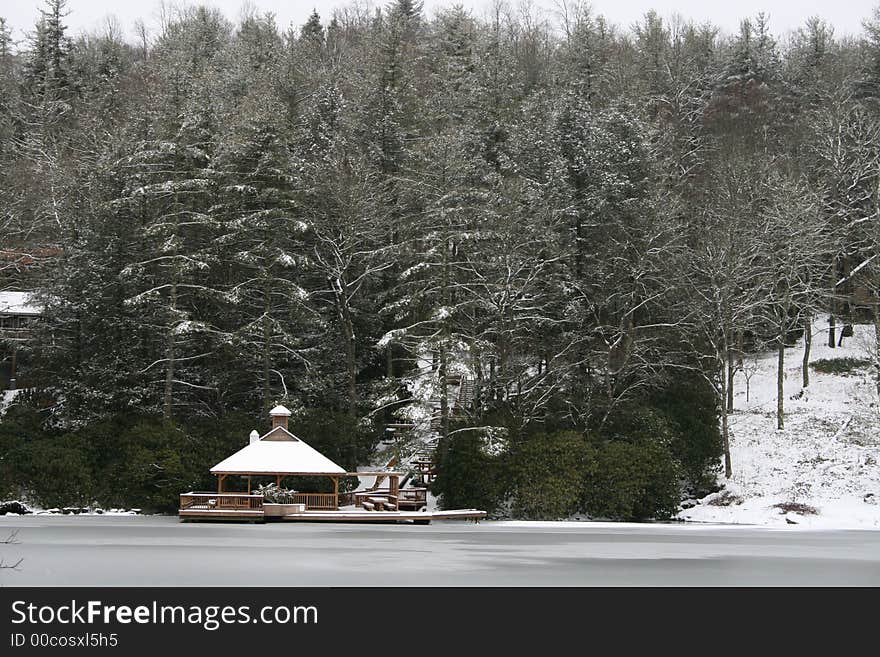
680,317,880,529
0,388,21,415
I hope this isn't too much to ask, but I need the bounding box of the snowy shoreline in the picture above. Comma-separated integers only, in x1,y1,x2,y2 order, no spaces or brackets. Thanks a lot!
679,316,879,530
3,513,878,531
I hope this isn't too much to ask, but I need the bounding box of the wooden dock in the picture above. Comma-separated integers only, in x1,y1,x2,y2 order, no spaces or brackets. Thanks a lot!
179,507,486,524
279,509,486,524
179,490,485,524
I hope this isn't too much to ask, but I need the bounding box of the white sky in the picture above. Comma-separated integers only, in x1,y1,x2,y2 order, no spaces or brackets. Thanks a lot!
1,0,877,45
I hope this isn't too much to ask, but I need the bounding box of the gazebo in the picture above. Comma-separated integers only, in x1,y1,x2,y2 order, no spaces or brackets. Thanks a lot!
210,405,347,509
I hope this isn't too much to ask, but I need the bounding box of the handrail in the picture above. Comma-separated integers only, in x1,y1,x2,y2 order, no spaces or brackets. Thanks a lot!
179,492,264,511
181,492,263,499
289,493,337,510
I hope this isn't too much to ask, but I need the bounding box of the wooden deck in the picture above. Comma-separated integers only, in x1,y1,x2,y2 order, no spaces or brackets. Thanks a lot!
178,491,484,524
280,509,486,524
178,508,265,521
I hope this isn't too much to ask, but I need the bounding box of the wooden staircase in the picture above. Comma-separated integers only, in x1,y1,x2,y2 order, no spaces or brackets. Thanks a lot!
382,375,476,485
428,374,474,429
456,376,475,411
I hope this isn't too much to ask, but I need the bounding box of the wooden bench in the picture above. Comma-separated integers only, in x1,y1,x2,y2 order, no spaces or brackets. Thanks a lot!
361,501,375,511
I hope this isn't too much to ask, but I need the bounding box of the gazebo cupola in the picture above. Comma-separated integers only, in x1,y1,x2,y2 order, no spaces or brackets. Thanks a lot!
269,404,291,430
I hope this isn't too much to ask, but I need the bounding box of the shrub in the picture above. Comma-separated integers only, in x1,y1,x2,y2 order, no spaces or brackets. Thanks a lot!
650,373,723,494
103,419,195,512
0,404,48,499
772,501,818,515
603,405,675,446
810,358,871,375
583,439,681,521
706,489,744,506
510,431,596,520
12,440,94,508
432,430,507,513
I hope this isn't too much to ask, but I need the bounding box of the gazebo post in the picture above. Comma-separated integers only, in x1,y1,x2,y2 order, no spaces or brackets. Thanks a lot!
247,476,251,495
217,474,225,494
276,474,281,488
332,476,339,510
390,474,399,511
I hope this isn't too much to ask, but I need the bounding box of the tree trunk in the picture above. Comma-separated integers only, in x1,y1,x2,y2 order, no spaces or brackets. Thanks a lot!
438,342,449,458
262,280,272,407
334,277,358,416
777,333,785,431
720,376,732,479
726,348,735,412
262,329,271,408
438,226,451,462
489,356,496,402
721,406,732,478
574,212,584,280
874,295,880,398
802,312,812,389
719,345,732,478
341,311,357,417
828,301,836,349
163,282,177,419
474,347,484,410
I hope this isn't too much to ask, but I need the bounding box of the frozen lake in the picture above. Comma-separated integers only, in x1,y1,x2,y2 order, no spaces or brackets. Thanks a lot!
1,515,878,586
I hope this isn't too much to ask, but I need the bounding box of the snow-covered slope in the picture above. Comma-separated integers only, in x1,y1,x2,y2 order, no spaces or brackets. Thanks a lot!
680,317,880,529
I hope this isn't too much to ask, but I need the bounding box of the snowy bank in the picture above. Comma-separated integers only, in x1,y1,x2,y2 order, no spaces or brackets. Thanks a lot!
679,316,880,529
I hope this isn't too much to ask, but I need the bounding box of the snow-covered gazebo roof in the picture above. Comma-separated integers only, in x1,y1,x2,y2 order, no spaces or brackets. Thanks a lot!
210,425,346,476
0,291,41,316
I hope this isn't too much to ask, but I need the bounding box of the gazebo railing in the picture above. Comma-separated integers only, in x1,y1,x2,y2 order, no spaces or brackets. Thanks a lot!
179,493,263,512
180,492,339,512
289,493,337,510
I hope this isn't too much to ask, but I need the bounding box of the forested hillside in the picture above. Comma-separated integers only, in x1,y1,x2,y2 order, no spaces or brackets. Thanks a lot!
1,0,879,517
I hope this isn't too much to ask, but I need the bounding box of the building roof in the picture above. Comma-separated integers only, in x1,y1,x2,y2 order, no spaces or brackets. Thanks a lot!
0,247,62,269
0,291,41,316
210,426,346,476
269,404,291,416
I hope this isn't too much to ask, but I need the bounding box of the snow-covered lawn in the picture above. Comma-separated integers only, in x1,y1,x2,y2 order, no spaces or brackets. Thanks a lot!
680,317,880,529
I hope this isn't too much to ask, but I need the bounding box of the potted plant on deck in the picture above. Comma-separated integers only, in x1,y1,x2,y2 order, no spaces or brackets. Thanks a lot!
257,484,305,517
